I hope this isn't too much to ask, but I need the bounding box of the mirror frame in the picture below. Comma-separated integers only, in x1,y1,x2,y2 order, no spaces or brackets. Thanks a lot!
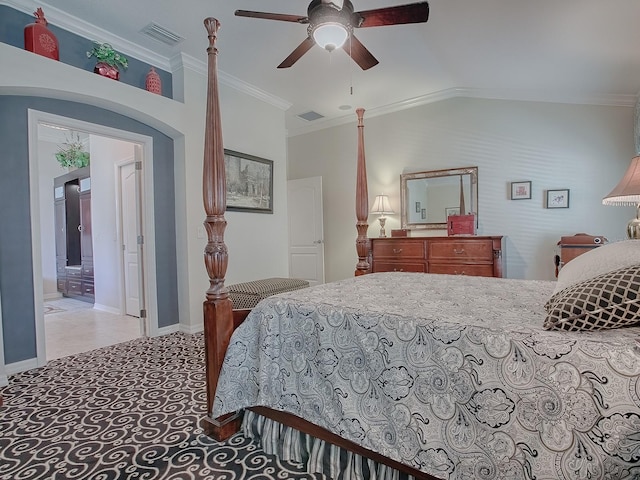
400,166,478,230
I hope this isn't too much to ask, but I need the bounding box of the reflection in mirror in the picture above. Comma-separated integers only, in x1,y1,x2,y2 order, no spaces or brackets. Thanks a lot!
400,167,478,230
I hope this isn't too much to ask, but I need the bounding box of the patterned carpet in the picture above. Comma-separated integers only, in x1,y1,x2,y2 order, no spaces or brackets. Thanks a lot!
0,332,324,480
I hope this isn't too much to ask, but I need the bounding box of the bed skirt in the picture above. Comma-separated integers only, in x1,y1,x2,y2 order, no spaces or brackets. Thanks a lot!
242,409,417,480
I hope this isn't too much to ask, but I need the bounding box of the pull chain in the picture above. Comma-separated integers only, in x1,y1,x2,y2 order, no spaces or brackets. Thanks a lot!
349,35,354,96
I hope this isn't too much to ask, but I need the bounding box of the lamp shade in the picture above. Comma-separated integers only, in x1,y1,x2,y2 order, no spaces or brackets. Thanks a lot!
371,194,394,215
312,23,348,51
603,156,640,206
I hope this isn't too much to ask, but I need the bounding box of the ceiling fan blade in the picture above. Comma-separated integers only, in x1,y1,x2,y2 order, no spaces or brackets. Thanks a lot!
278,37,316,68
235,10,309,24
355,2,429,28
344,35,379,70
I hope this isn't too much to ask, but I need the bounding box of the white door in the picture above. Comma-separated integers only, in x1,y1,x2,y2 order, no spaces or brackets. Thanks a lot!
287,177,325,286
119,161,140,317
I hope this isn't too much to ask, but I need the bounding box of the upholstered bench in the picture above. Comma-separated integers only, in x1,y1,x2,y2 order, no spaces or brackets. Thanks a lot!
228,277,310,309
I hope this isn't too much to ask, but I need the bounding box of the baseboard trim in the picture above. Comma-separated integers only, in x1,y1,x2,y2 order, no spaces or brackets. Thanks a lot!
156,324,180,337
5,357,39,376
0,373,8,387
179,322,203,335
93,303,122,315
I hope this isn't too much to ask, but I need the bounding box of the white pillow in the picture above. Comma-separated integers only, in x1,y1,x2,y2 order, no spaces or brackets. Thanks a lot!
553,240,640,295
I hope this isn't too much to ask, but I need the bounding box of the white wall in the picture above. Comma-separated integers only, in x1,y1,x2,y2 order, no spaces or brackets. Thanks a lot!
288,97,635,282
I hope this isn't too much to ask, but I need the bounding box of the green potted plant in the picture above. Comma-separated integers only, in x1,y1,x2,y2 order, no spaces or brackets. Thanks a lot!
87,41,128,80
55,134,90,169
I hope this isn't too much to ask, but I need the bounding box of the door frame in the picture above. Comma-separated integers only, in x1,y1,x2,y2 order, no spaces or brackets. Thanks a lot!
27,109,159,366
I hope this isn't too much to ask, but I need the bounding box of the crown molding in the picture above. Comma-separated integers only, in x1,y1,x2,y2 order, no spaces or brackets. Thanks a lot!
218,69,292,111
286,87,637,137
172,53,291,111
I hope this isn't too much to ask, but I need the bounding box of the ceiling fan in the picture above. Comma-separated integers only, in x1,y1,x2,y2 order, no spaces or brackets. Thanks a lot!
235,0,429,70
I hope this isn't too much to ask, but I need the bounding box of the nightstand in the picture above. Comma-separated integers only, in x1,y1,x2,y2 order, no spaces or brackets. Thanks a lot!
556,233,607,275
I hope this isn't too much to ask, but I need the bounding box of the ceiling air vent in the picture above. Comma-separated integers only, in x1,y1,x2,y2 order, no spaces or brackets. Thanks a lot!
140,22,184,46
297,111,325,122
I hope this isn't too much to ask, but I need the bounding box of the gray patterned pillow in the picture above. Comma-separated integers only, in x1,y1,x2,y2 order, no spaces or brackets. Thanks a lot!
544,264,640,331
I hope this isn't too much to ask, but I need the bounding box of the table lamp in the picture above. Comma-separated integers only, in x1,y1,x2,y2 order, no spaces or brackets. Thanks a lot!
602,156,640,238
371,194,394,237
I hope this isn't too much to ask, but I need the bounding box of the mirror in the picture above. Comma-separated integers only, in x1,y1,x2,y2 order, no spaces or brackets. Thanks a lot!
400,166,478,230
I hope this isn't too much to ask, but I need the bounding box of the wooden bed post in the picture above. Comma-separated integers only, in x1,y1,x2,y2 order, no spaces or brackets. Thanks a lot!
354,108,370,276
200,17,241,440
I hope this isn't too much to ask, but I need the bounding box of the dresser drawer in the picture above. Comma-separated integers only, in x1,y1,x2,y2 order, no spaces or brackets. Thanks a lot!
372,240,425,259
82,282,95,297
429,264,495,277
66,266,82,278
67,279,82,294
428,240,493,262
373,261,426,273
82,263,94,278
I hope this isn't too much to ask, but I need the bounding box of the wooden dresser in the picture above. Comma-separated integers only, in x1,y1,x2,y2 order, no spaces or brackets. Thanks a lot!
369,236,504,278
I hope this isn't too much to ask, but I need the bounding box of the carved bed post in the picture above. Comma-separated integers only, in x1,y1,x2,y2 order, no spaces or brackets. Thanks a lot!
354,108,370,276
200,17,241,440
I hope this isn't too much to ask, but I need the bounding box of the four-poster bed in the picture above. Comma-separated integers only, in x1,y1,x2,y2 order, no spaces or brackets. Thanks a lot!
199,17,640,480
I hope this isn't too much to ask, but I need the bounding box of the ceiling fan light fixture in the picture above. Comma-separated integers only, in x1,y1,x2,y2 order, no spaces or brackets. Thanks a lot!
312,23,349,51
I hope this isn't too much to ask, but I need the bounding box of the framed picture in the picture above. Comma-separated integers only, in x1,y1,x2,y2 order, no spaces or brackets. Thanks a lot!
546,189,570,209
445,207,460,217
224,149,273,213
511,181,532,200
421,208,426,219
415,201,421,213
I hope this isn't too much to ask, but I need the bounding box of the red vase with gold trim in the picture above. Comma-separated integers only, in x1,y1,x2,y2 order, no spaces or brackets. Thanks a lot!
24,8,59,60
145,67,162,95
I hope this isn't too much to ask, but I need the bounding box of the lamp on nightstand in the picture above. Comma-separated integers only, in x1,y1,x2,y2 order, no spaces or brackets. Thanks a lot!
603,156,640,239
370,193,394,237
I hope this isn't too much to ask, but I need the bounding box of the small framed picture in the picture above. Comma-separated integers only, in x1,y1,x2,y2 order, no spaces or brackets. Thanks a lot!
511,181,532,200
445,207,460,217
421,208,426,219
546,189,570,209
415,201,421,213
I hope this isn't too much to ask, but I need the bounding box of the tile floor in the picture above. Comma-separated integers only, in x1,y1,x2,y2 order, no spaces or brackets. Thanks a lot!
44,297,142,360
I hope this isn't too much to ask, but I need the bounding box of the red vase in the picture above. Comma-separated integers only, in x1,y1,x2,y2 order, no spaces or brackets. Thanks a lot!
145,67,162,95
24,8,59,60
94,62,119,80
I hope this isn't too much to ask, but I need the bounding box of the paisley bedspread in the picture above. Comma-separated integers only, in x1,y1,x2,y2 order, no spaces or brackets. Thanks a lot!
212,272,640,479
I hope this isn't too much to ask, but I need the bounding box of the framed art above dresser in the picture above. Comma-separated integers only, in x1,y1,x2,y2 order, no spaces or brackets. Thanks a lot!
369,235,504,278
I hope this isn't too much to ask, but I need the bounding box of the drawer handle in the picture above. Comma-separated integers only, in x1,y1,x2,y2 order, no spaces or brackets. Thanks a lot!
454,248,465,254
392,248,403,254
454,271,466,275
393,268,404,272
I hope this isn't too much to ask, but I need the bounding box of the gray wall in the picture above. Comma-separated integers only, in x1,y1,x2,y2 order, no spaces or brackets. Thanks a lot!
0,95,178,364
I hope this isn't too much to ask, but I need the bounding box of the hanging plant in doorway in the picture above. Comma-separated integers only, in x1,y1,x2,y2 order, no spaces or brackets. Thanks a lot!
55,133,90,169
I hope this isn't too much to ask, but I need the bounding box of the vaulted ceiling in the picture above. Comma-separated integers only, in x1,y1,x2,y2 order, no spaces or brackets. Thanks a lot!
20,0,640,136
